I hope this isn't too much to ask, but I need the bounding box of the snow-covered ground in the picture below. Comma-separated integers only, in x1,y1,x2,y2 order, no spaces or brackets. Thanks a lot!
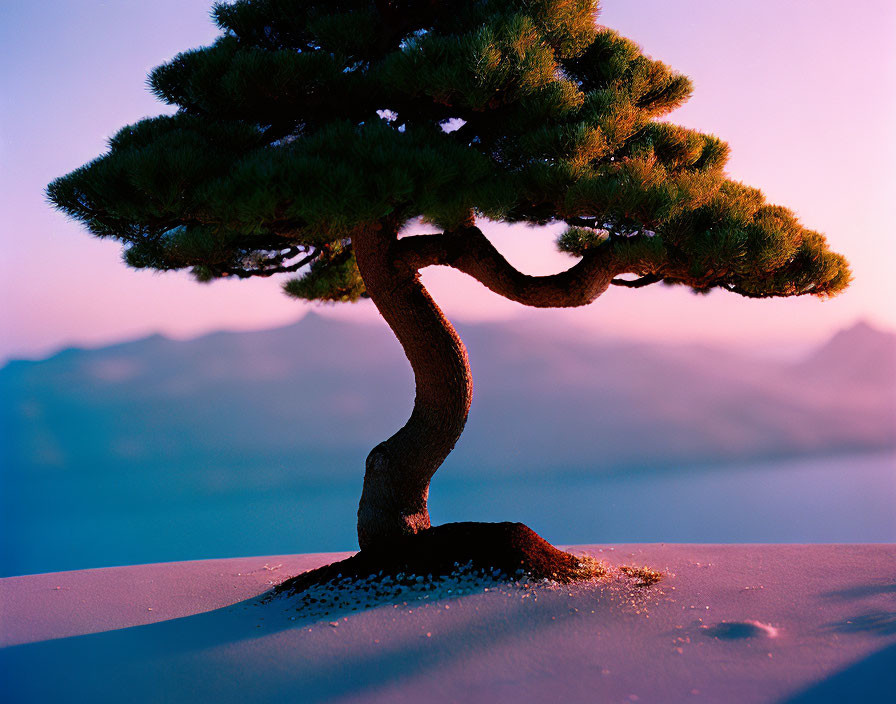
2,545,894,703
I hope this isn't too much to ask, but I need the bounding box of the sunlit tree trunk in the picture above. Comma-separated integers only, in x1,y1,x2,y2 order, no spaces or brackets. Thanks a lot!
353,223,473,550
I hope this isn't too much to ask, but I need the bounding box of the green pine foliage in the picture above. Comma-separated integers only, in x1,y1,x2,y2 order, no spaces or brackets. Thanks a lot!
48,0,849,300
283,242,367,302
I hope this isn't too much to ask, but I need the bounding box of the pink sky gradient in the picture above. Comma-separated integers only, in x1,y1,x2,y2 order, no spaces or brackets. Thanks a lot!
2,0,894,362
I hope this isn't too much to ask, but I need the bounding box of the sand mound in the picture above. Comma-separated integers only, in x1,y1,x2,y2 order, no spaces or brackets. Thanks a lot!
276,522,607,598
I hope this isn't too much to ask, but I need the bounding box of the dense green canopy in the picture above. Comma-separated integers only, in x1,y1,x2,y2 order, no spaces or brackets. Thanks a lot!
48,0,850,301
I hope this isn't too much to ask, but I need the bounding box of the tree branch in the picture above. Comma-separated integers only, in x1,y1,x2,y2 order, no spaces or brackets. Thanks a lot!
564,216,601,229
224,248,319,279
394,227,620,308
610,274,662,289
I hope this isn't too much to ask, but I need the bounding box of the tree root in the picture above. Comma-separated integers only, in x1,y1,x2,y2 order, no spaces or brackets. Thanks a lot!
276,522,610,597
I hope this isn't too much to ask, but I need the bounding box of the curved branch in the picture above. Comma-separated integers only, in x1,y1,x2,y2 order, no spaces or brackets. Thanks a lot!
611,273,662,289
224,248,320,278
395,226,620,308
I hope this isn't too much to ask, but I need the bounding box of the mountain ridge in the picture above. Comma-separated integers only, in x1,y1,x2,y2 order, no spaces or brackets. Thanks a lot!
8,310,893,370
3,314,893,576
3,313,893,476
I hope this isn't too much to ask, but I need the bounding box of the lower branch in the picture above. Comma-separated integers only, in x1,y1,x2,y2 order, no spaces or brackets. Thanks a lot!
395,226,620,308
610,273,662,288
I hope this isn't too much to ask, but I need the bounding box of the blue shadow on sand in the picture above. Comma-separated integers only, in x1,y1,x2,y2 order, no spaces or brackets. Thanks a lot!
3,579,894,703
0,585,577,703
782,642,896,703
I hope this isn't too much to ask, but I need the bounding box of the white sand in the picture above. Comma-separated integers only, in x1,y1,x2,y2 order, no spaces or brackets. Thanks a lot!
1,545,894,703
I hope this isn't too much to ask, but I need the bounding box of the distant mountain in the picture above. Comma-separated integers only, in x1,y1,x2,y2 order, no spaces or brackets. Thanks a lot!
796,320,896,386
3,313,894,477
1,314,894,575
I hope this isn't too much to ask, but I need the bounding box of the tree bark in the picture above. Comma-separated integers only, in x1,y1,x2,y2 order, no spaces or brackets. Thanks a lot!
395,226,619,307
352,223,473,550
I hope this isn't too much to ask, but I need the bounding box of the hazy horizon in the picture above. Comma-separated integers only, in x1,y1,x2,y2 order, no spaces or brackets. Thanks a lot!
2,305,892,368
3,307,893,575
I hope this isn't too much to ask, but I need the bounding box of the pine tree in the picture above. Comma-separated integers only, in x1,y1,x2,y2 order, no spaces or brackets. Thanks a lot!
48,1,849,572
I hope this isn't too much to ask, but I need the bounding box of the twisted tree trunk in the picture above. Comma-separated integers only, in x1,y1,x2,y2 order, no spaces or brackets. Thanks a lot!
352,223,473,550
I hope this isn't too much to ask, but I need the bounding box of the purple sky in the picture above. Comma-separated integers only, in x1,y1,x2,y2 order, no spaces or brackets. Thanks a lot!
2,0,894,362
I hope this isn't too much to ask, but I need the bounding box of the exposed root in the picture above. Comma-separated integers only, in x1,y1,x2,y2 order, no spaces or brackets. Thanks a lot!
275,523,660,600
